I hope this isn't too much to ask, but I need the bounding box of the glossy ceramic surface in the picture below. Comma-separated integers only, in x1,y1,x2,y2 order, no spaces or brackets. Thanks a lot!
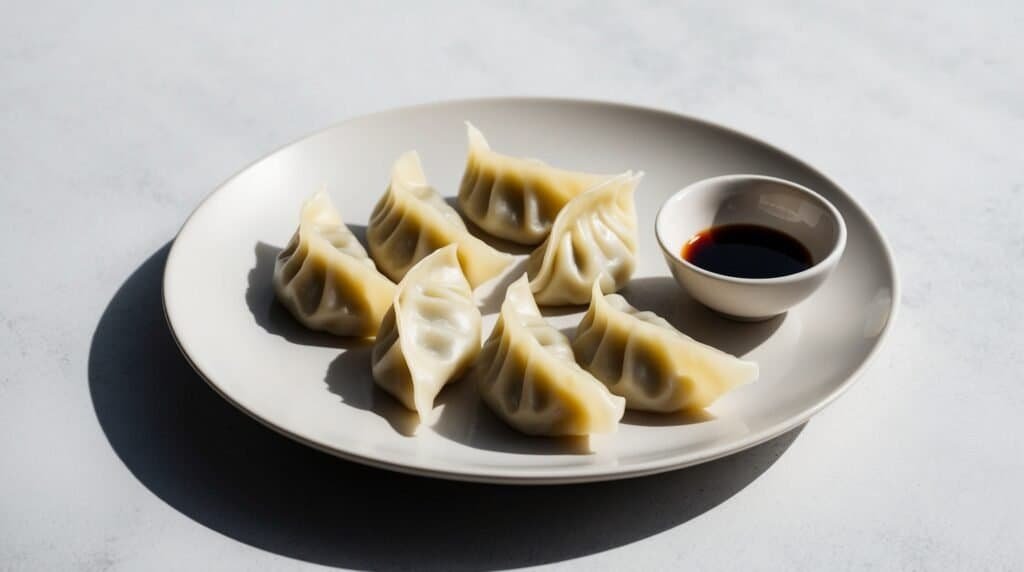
163,98,898,484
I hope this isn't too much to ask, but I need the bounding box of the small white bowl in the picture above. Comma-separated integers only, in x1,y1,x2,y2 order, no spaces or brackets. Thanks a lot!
655,174,847,321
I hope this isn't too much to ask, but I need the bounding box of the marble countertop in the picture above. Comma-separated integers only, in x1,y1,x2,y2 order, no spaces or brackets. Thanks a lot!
2,1,1021,570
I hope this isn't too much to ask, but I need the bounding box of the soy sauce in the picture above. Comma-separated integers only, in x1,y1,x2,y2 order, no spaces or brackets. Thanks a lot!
682,224,813,279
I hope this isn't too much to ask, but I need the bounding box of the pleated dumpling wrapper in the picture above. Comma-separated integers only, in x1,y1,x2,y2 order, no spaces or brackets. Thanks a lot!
573,282,759,412
371,245,482,418
475,275,626,436
457,122,621,245
273,192,396,337
368,151,513,288
527,171,642,306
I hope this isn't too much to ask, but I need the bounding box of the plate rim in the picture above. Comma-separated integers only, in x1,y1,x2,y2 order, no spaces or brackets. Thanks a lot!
162,96,901,485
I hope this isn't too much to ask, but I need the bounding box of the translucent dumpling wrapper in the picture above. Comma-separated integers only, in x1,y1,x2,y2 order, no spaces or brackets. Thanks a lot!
573,282,759,412
474,275,625,436
273,192,396,337
527,171,642,305
457,122,620,245
371,245,482,418
368,151,513,288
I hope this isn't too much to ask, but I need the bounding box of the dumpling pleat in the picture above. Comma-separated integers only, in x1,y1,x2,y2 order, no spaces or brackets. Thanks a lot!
370,245,482,419
272,192,396,337
456,122,618,245
368,151,512,288
528,172,641,305
571,282,758,412
473,275,625,437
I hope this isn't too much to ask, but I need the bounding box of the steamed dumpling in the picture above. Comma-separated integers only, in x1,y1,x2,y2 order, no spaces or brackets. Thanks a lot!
273,192,396,337
527,172,642,305
371,245,482,418
368,151,513,288
474,275,625,436
573,282,759,412
457,122,619,245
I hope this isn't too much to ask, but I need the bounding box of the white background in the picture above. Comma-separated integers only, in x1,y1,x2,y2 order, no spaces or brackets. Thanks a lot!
1,1,1021,570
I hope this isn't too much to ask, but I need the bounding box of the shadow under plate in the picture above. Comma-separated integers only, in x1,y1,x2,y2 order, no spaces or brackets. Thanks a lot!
89,243,804,570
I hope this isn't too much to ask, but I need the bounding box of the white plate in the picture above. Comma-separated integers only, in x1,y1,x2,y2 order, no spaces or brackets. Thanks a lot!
163,98,898,484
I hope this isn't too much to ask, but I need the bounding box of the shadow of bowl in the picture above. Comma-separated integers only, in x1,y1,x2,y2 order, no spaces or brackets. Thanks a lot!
88,243,804,570
619,276,784,356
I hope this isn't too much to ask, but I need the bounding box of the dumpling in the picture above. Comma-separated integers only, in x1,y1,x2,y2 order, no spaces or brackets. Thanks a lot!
273,192,396,337
527,171,642,306
368,151,513,288
457,122,619,245
474,275,625,436
371,245,482,418
573,282,759,412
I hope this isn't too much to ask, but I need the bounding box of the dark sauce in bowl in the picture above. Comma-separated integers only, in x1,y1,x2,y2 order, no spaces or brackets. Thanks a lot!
681,224,813,279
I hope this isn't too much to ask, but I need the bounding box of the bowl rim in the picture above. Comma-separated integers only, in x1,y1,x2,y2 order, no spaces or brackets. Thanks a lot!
655,173,848,285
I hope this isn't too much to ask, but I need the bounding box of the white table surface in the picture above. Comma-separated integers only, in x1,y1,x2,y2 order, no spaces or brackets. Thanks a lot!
2,1,1021,570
